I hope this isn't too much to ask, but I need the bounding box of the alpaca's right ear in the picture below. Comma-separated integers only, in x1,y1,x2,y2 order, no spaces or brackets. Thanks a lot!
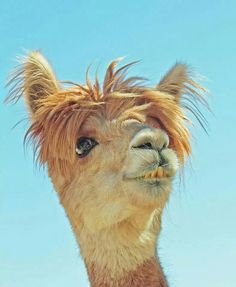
7,51,59,116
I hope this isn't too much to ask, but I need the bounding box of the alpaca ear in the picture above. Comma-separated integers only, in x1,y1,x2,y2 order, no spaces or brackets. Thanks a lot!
8,51,59,116
157,63,192,100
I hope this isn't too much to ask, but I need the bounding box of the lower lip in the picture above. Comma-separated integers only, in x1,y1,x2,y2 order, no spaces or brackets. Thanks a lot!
136,177,165,185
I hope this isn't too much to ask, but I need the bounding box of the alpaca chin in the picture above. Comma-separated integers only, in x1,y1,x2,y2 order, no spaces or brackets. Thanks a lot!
125,178,173,209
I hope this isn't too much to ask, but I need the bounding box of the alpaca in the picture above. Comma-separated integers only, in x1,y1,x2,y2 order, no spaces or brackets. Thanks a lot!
7,51,207,287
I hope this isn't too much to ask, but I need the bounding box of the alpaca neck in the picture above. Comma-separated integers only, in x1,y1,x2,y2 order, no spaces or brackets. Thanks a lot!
86,257,167,287
73,209,168,287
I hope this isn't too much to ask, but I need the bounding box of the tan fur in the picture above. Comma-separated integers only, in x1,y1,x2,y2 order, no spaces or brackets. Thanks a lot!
87,257,167,287
7,51,207,286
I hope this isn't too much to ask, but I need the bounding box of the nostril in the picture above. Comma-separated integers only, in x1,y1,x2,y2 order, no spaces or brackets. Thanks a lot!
159,135,169,151
133,142,153,150
159,142,168,151
158,154,165,167
130,128,169,151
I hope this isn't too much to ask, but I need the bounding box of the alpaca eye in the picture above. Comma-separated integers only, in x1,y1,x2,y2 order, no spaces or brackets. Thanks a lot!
76,137,98,158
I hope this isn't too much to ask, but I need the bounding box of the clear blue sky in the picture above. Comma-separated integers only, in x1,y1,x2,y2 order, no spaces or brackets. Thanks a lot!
1,1,236,286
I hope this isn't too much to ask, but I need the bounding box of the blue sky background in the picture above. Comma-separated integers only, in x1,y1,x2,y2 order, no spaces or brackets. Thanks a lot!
1,1,236,286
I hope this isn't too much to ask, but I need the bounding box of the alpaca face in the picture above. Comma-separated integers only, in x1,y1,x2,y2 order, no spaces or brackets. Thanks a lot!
7,52,206,233
53,115,179,231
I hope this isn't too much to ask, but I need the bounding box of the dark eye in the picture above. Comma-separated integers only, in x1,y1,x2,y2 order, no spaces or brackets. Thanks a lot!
76,137,98,158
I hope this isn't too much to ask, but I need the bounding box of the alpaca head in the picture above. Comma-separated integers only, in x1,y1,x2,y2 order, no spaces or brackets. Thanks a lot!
8,52,206,235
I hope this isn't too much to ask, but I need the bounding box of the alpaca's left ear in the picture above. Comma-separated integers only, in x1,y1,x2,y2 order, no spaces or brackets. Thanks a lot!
157,63,194,100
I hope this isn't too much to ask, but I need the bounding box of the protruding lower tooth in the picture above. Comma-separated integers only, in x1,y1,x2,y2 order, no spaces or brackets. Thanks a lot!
160,167,164,177
154,169,159,177
151,171,156,178
163,169,167,177
156,167,163,177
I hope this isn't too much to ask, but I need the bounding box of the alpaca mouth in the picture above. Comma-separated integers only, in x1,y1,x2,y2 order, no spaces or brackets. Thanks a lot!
137,166,169,179
125,165,172,183
133,166,173,188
